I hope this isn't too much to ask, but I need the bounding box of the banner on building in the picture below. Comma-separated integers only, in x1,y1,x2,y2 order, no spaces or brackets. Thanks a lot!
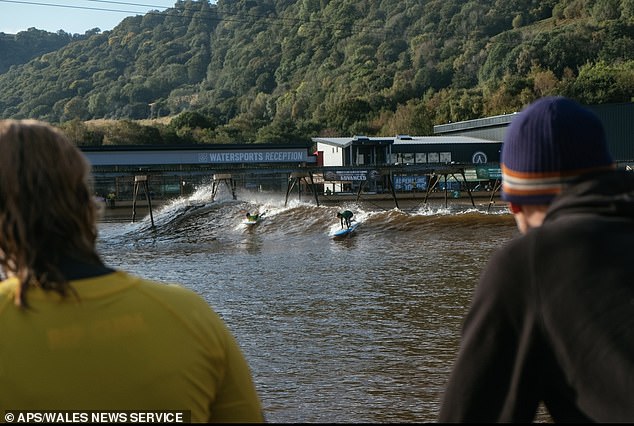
323,170,381,181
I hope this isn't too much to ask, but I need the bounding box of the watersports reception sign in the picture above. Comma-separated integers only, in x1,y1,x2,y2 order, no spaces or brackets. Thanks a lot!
83,147,310,166
200,150,306,163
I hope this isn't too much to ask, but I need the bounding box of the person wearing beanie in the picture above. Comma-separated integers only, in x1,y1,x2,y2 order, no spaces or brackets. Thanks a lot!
439,96,634,422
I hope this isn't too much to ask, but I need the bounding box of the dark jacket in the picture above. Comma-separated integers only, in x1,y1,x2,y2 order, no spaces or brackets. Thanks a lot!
439,170,634,422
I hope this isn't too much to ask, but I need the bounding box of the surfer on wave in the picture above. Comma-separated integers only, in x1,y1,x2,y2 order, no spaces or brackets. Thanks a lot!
336,210,354,229
245,212,260,222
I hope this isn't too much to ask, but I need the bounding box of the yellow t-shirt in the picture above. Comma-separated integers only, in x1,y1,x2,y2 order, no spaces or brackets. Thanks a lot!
0,271,263,423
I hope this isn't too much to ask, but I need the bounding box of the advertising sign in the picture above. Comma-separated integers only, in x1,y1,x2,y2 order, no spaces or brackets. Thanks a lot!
323,170,381,181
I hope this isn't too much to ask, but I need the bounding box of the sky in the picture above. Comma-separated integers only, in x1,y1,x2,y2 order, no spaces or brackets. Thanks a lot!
0,0,180,34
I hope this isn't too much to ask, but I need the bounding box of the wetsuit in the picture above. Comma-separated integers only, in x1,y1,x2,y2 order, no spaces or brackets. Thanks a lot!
337,210,354,228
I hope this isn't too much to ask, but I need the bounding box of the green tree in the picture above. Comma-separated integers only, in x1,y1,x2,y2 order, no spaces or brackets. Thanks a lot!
256,118,311,144
564,60,634,103
592,0,620,21
326,98,373,134
63,97,89,120
170,111,216,130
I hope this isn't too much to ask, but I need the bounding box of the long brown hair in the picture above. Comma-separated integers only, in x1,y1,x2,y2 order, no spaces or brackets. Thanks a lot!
0,120,102,307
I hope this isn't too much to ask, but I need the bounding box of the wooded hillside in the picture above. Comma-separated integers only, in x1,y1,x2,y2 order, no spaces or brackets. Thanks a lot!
0,0,632,145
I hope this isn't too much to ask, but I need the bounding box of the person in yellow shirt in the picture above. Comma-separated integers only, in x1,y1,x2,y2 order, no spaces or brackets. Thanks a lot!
0,120,264,423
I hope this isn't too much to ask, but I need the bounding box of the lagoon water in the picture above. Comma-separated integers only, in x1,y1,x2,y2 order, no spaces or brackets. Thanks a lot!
97,185,519,423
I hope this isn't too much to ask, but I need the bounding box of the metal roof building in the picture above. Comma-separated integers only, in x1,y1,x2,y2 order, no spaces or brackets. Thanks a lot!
313,134,502,167
434,102,634,165
433,113,514,142
80,142,316,202
81,142,315,168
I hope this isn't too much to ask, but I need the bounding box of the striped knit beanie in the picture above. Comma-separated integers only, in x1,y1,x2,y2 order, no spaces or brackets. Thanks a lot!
501,96,614,205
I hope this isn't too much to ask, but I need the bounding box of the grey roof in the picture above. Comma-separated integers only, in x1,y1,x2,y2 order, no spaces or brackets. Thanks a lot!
392,136,500,145
433,113,517,134
312,135,394,148
313,135,500,147
312,137,357,148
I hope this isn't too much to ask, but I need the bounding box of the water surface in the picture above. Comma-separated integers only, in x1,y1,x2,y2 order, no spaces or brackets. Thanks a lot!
97,185,519,423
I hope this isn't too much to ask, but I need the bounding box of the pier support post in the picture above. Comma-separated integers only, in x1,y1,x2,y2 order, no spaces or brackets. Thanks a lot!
487,178,503,212
212,174,237,201
132,175,155,228
285,172,320,207
386,172,399,209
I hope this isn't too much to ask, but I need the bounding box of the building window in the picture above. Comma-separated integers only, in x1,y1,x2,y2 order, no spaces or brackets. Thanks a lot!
439,152,452,163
